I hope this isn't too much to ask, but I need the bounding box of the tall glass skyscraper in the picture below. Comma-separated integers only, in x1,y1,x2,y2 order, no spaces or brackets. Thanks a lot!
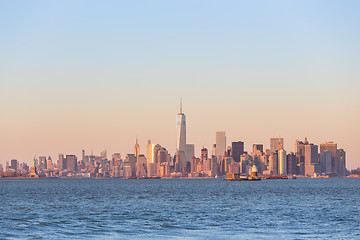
176,100,186,154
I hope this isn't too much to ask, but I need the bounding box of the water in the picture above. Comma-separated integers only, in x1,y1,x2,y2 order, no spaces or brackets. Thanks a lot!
0,178,359,239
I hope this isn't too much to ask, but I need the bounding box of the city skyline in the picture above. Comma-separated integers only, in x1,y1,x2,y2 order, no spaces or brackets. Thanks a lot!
1,1,359,169
0,101,356,169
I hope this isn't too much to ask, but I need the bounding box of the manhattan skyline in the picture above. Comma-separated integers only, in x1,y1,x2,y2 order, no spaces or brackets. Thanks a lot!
0,1,359,169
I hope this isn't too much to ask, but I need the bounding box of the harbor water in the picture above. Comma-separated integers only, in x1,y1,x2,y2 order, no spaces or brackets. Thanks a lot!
0,178,359,239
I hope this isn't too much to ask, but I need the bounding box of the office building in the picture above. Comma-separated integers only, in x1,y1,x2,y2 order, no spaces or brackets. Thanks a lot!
186,144,195,163
270,137,284,153
134,138,140,158
320,150,332,173
10,159,18,172
253,144,263,153
201,147,208,160
278,149,287,176
215,131,226,158
304,144,319,176
232,141,244,162
176,100,186,154
65,155,77,172
320,142,337,174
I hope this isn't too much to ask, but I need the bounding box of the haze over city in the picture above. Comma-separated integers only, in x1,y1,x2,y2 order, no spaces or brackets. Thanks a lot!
0,0,359,169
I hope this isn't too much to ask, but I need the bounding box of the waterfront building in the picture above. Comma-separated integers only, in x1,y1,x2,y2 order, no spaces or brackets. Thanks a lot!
136,154,147,177
125,154,136,177
175,150,186,174
279,149,287,176
210,156,218,177
270,137,284,153
336,149,346,176
304,144,319,176
215,131,226,159
147,162,157,177
320,142,337,174
320,150,332,173
269,151,278,175
186,144,195,163
286,152,298,175
176,100,186,155
65,155,77,172
231,141,244,162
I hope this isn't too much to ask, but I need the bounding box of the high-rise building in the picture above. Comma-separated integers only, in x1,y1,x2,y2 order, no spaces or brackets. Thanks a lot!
186,144,195,163
336,149,346,176
211,144,216,157
201,147,208,160
270,137,284,153
320,142,337,174
176,100,186,154
58,154,64,169
304,144,319,175
134,138,140,158
320,150,332,173
215,131,226,158
136,154,147,177
253,144,263,153
39,156,47,170
278,149,287,176
232,141,244,162
146,140,155,164
269,152,278,175
125,154,136,177
65,155,77,172
10,159,18,172
287,152,298,175
295,137,309,156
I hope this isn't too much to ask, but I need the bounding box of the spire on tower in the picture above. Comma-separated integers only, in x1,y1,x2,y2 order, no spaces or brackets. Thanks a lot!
180,98,183,114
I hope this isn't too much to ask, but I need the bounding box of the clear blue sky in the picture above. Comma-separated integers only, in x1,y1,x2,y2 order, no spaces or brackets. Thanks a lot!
0,0,359,169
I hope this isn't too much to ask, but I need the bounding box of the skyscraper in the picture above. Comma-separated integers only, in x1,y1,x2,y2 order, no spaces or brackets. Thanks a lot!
176,100,186,154
65,155,77,172
232,141,244,162
320,142,337,174
186,144,195,163
304,144,319,176
336,149,346,176
134,138,140,158
215,131,226,158
146,140,155,164
10,159,18,172
270,137,284,153
278,149,287,176
201,147,208,160
320,150,332,173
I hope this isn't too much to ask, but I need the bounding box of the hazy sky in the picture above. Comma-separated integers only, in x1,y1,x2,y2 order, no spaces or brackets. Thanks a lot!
1,0,359,169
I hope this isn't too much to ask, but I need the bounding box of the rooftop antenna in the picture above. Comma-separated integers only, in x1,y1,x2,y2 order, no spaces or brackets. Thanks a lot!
180,98,183,114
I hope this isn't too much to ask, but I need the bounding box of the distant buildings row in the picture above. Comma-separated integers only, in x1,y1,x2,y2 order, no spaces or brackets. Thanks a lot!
0,102,351,178
0,136,349,178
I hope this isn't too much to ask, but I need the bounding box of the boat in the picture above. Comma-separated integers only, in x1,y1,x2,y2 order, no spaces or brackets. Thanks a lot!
263,176,288,179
